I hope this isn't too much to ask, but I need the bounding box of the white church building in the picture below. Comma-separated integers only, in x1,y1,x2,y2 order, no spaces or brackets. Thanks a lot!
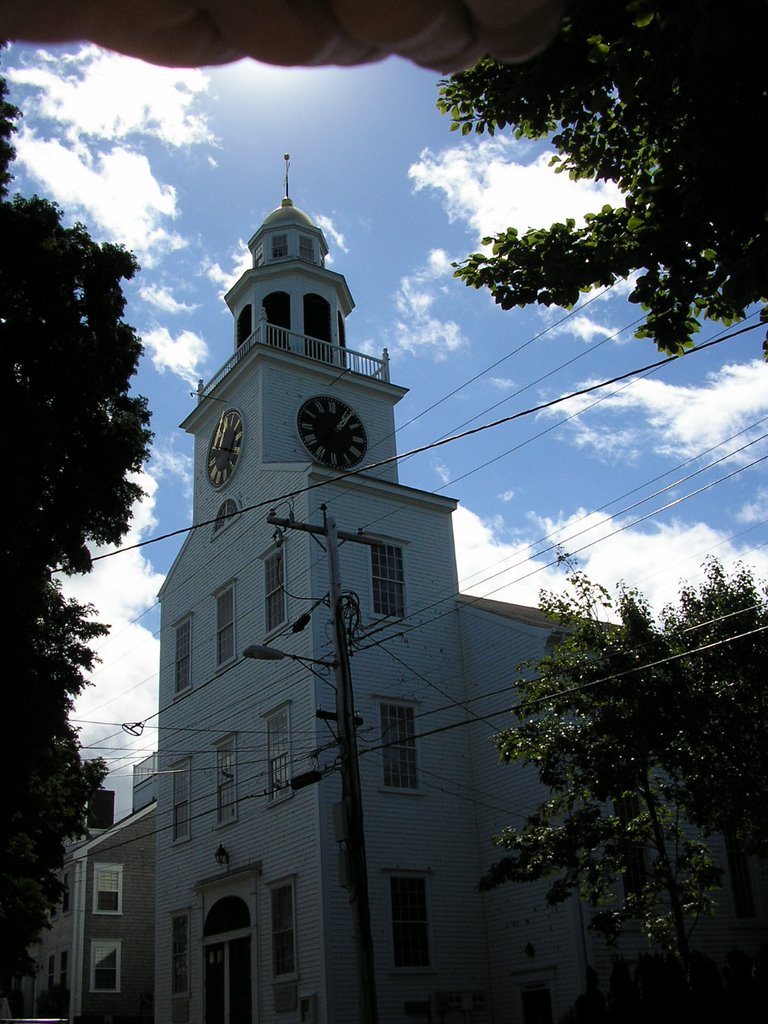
153,194,767,1024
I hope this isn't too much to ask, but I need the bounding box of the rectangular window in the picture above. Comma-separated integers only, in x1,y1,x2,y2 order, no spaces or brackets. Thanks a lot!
380,703,418,789
265,550,286,633
390,876,430,968
47,953,55,989
267,706,290,799
216,736,237,823
299,235,314,260
371,543,405,617
725,831,756,919
62,870,71,914
216,585,235,666
271,882,296,977
175,618,191,693
272,234,288,258
91,941,120,992
614,795,646,900
60,949,69,991
93,864,123,915
172,760,191,840
171,914,189,995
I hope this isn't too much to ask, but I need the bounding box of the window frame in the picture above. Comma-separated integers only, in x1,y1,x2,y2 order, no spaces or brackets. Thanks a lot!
171,912,190,996
215,583,236,667
172,758,191,842
266,704,291,801
371,542,406,618
264,548,286,634
215,735,238,825
90,940,121,993
174,617,192,694
725,830,756,919
389,874,431,970
299,234,314,261
270,879,297,979
380,702,418,790
93,863,123,916
271,233,288,259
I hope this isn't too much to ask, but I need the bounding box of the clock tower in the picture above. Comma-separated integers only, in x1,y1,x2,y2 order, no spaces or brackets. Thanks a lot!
154,191,497,1024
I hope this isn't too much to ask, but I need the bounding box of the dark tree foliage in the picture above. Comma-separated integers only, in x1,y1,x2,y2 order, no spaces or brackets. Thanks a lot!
481,560,767,968
438,0,768,356
0,62,152,986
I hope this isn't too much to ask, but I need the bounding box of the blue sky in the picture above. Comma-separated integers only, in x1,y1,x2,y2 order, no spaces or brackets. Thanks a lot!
4,43,767,816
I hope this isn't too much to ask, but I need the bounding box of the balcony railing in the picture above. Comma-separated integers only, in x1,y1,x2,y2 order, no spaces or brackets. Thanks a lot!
198,320,389,401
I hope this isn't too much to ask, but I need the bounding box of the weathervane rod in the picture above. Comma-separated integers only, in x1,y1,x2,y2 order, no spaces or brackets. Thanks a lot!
283,153,290,200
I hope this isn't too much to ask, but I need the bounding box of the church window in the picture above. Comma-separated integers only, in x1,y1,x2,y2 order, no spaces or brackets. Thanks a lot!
171,914,189,994
299,234,314,261
213,498,239,535
371,543,405,618
172,759,191,840
216,735,237,823
725,830,756,918
175,618,191,693
266,705,290,800
94,864,123,914
91,941,121,992
613,794,647,900
271,233,288,259
271,881,296,977
236,305,252,347
216,585,235,666
380,703,418,789
390,875,430,968
265,550,286,633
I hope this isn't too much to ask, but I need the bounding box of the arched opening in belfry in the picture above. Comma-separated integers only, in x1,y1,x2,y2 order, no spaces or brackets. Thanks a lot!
236,305,252,347
303,293,331,343
337,311,347,349
263,291,291,330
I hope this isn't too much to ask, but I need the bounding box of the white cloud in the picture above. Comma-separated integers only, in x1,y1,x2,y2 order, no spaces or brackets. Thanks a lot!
62,472,164,819
737,488,768,525
7,46,215,147
314,213,348,257
551,314,624,345
204,240,252,294
14,132,185,262
143,327,209,386
549,359,768,462
392,249,467,359
139,284,199,315
409,138,623,241
453,504,768,617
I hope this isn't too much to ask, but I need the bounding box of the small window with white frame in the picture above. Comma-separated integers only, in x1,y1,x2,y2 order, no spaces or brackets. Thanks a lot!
172,759,191,841
216,735,237,824
271,880,296,978
171,913,190,995
93,864,123,915
271,233,288,259
91,940,121,992
371,543,405,618
389,874,430,968
266,705,291,800
174,617,192,694
264,549,286,633
380,703,418,789
299,234,314,261
216,583,235,666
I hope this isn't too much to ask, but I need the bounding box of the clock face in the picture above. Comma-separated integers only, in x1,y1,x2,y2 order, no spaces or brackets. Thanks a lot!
297,396,367,469
207,409,244,487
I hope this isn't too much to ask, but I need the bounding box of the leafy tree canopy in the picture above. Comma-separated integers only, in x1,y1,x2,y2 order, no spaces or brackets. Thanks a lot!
0,61,152,986
438,0,768,356
482,559,768,967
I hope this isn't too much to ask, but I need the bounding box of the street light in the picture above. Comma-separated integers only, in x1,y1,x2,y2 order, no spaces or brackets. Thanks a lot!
242,644,336,669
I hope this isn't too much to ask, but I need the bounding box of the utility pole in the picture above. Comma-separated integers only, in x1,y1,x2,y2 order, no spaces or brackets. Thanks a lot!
266,507,379,1024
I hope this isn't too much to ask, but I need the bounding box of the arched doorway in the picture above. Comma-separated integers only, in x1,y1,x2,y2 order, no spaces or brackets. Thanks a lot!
203,895,252,1024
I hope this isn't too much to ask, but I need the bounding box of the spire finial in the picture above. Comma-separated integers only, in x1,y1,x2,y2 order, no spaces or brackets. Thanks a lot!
283,153,290,200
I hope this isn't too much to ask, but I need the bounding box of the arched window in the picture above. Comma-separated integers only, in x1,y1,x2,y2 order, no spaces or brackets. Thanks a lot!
213,499,239,535
263,291,291,330
236,305,252,347
303,293,331,342
204,896,251,937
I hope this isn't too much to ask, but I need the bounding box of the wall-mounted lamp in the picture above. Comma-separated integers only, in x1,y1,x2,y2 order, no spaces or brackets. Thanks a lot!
215,843,229,866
